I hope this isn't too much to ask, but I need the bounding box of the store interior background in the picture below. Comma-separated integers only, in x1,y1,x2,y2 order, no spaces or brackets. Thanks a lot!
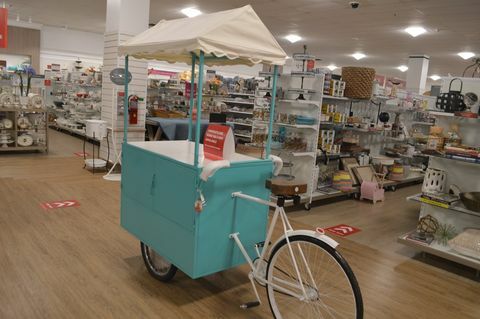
3,0,479,84
1,1,480,318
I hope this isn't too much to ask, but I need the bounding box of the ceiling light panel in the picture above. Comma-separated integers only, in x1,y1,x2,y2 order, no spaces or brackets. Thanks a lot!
429,75,441,81
397,65,408,72
285,34,301,43
181,7,202,18
457,52,475,60
327,64,337,71
405,26,427,37
352,53,366,60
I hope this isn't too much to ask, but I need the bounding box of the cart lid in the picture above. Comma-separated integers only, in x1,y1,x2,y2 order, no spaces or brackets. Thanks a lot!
118,5,288,66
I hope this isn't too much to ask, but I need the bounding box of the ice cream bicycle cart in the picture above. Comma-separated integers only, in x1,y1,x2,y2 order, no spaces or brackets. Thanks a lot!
119,5,362,318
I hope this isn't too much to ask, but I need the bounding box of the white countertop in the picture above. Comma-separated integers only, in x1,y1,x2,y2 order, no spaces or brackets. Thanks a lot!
128,140,259,167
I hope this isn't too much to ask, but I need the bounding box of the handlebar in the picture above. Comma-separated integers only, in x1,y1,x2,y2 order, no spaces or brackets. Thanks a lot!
200,160,231,182
269,155,283,176
200,155,283,182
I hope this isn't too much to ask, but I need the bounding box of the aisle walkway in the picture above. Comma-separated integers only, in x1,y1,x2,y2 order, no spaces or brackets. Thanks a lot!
0,132,479,318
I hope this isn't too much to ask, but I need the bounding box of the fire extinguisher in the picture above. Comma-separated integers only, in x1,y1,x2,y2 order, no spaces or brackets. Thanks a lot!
128,95,139,125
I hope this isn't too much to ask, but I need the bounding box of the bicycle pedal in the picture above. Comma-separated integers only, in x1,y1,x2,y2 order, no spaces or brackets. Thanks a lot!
240,301,260,309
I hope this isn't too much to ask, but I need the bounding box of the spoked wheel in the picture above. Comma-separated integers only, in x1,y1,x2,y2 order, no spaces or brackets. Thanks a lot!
266,235,363,319
140,242,177,282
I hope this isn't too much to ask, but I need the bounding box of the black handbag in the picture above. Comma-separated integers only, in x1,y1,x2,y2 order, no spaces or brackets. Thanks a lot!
436,78,466,113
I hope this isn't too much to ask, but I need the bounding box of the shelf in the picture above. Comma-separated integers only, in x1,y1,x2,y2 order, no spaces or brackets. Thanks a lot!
1,107,47,113
429,154,480,165
428,110,455,117
342,126,384,134
223,99,254,106
278,99,320,107
292,54,316,61
407,193,480,218
255,120,317,130
398,233,480,270
291,151,316,157
323,95,349,101
320,121,345,127
290,72,316,78
234,133,252,139
226,110,253,115
411,121,435,126
311,187,358,201
227,121,253,127
428,110,480,122
316,151,350,159
227,92,255,97
0,145,47,152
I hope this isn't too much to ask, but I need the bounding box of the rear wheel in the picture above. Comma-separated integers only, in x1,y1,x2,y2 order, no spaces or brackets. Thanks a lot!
140,242,177,282
266,235,363,318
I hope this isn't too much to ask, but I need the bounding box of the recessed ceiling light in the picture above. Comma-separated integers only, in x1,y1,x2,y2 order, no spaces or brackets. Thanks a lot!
397,65,408,72
285,34,302,43
351,52,366,60
181,7,202,18
429,75,441,81
457,52,475,60
405,26,427,37
327,64,337,71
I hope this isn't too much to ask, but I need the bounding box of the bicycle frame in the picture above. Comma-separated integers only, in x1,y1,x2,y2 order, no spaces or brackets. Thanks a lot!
230,191,321,303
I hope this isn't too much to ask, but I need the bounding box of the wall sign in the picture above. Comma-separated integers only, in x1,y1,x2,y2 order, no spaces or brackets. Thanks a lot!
0,8,8,48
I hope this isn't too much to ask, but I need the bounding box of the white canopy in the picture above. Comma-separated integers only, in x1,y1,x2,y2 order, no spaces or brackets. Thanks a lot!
118,5,288,66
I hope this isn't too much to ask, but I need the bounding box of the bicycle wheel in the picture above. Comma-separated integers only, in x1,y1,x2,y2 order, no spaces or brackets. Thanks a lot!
266,235,363,319
140,242,177,282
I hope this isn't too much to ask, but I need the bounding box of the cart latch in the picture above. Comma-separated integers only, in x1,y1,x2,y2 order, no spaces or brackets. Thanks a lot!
194,189,206,213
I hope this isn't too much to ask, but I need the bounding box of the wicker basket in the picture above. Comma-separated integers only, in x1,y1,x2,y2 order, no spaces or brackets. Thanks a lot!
342,67,376,99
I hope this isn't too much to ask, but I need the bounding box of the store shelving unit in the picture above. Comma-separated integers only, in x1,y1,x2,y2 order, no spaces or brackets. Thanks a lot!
48,75,102,139
0,107,48,152
398,109,480,273
224,93,255,142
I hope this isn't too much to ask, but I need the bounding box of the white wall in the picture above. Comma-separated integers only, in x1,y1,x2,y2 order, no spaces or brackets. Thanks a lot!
39,26,104,72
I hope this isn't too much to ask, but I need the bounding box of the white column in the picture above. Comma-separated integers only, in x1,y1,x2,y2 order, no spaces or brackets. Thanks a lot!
100,0,150,160
406,55,429,94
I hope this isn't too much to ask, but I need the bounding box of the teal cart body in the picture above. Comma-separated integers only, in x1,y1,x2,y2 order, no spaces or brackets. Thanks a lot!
121,141,272,278
116,4,286,280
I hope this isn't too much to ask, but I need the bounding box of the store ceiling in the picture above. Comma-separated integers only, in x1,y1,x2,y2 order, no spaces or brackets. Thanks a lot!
7,0,480,80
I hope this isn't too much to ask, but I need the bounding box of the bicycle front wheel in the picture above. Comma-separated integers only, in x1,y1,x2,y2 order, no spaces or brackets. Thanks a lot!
266,235,363,319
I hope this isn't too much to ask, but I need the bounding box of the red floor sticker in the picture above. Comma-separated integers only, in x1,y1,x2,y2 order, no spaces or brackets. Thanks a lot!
74,152,90,157
325,224,361,237
41,200,80,210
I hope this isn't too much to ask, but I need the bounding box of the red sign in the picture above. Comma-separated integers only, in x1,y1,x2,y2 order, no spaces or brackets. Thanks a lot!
325,224,361,237
147,68,176,77
74,151,90,157
44,79,52,87
185,81,197,99
0,8,8,48
203,125,233,160
41,200,80,210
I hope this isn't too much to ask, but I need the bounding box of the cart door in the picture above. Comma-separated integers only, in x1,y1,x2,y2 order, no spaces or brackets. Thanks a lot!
121,144,156,207
152,158,196,229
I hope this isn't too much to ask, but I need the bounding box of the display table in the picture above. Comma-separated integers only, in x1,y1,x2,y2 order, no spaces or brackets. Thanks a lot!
146,118,210,141
121,140,272,278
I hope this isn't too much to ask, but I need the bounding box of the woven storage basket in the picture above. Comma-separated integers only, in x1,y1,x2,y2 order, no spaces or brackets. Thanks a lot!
342,67,376,99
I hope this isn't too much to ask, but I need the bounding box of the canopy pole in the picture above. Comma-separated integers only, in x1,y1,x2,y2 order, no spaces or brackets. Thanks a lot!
265,65,278,157
194,51,204,169
123,55,129,144
187,53,196,141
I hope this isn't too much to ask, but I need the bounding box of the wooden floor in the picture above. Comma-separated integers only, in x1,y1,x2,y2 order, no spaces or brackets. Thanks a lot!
0,131,479,318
